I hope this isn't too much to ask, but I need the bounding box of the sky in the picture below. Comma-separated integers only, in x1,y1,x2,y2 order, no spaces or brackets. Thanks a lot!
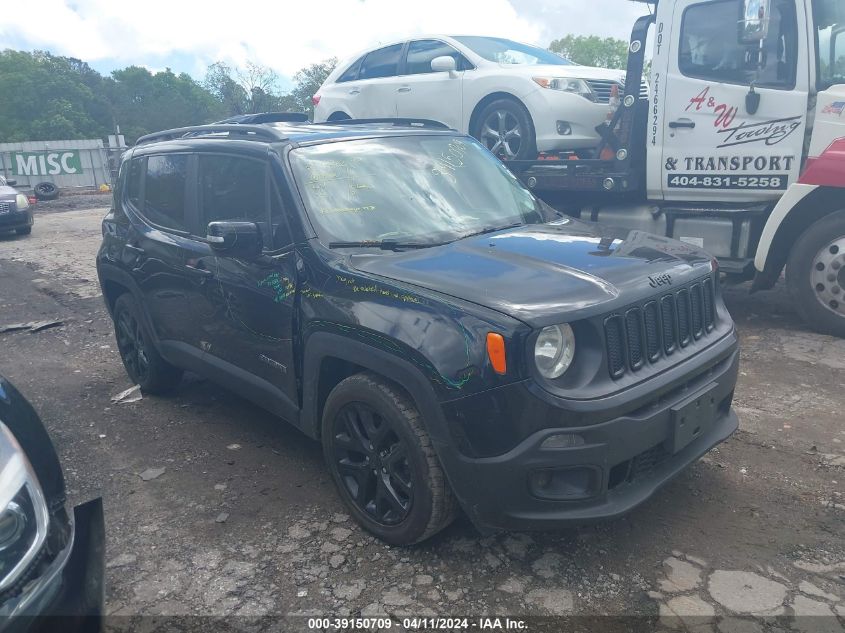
0,0,650,89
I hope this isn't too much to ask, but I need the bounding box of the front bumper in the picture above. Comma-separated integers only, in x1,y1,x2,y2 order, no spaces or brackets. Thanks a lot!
1,498,105,631
522,87,609,152
0,209,33,232
436,338,739,532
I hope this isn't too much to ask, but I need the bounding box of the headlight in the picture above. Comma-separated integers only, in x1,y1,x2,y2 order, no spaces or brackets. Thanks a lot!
534,324,576,379
0,422,49,592
532,77,596,101
14,194,29,210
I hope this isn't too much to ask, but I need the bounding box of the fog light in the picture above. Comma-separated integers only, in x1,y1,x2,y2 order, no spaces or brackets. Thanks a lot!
540,433,585,449
529,466,599,500
556,121,572,135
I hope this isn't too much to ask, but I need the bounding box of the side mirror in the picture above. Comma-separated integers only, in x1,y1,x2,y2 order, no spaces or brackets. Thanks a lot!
5,179,16,187
739,0,771,44
207,221,262,258
431,55,458,77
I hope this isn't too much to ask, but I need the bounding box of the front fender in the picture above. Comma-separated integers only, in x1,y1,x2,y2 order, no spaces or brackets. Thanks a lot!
754,183,818,273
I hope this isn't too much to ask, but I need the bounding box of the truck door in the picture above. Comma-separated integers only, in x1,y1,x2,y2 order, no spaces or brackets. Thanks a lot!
657,0,810,203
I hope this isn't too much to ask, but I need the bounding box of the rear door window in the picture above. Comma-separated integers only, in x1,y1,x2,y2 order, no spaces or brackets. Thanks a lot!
143,155,189,231
359,44,404,79
406,39,472,74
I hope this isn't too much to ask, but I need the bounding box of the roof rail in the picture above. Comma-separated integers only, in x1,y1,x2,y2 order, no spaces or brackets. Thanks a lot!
216,112,309,124
135,124,287,146
318,118,450,130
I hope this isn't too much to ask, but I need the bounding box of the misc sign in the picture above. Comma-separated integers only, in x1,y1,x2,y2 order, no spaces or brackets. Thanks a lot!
11,151,83,176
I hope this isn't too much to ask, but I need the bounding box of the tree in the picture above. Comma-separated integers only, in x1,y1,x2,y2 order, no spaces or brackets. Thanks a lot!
109,66,223,142
548,35,630,69
280,58,338,116
204,61,284,115
0,50,109,142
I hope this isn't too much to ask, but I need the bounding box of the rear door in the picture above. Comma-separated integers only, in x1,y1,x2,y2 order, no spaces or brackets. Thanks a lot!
353,43,404,118
395,39,468,129
124,153,207,350
658,0,810,203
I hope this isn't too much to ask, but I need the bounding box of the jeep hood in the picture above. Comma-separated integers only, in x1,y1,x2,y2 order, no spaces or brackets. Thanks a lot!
349,220,715,328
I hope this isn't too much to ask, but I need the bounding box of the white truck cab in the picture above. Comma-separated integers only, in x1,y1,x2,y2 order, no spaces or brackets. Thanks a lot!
515,0,845,337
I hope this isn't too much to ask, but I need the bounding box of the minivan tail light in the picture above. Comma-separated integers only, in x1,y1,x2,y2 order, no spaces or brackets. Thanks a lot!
312,94,321,106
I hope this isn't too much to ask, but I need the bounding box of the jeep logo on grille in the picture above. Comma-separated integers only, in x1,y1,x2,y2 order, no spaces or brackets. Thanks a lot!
648,273,673,288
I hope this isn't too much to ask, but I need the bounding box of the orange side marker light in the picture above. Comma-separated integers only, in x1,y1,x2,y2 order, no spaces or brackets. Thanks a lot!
486,333,507,375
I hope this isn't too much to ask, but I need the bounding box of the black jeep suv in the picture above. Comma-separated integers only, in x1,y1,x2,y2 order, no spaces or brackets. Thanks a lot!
96,119,739,545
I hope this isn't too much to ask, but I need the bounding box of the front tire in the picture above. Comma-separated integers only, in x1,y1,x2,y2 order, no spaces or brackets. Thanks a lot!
112,293,183,394
322,373,458,545
471,98,537,161
15,226,31,236
786,210,845,337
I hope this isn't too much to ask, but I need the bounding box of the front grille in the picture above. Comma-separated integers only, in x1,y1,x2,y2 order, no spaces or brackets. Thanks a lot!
0,201,12,214
586,79,650,104
604,276,718,379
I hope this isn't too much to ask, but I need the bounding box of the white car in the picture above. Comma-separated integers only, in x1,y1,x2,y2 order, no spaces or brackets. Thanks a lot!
313,35,642,160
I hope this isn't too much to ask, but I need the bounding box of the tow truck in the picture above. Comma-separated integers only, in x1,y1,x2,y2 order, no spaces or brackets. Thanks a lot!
510,0,845,337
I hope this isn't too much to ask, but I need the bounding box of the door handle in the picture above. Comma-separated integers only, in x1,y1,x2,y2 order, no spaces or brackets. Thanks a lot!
668,120,696,129
397,86,411,93
348,88,361,95
184,263,213,278
124,244,145,256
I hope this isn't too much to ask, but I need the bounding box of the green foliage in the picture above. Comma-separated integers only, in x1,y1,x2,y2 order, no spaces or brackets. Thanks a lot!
548,35,630,69
0,49,337,144
281,58,338,116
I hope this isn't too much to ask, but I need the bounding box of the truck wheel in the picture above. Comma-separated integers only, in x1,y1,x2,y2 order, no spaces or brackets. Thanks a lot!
322,373,458,545
112,294,183,394
15,227,31,236
786,210,845,337
472,98,536,161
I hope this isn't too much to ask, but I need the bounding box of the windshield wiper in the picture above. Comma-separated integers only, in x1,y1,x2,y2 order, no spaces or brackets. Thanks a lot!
328,240,447,251
457,222,523,240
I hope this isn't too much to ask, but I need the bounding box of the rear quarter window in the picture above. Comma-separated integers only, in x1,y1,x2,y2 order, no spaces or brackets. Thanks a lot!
337,56,364,83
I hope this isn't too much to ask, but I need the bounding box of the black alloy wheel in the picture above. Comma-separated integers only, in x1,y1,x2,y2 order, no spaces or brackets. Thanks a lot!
115,306,150,385
112,294,183,393
322,373,458,545
331,401,413,525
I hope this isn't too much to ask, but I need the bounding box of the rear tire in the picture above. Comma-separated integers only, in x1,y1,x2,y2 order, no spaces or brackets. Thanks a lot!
322,373,458,545
471,98,537,161
786,209,845,337
112,293,183,394
15,227,31,236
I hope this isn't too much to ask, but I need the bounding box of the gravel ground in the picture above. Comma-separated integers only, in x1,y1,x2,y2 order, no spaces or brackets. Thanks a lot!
0,207,842,631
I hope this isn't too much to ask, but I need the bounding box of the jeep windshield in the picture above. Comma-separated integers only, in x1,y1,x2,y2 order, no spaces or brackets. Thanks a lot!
289,135,553,247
